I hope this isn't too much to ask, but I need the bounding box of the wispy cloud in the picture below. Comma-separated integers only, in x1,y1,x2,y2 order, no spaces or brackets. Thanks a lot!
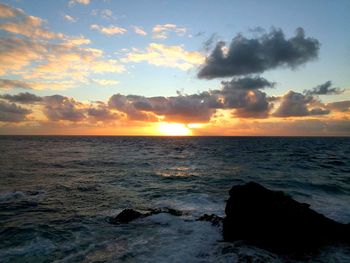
122,43,204,70
132,26,147,36
69,0,90,6
90,24,127,35
63,14,76,23
152,24,187,39
91,9,114,20
92,79,119,86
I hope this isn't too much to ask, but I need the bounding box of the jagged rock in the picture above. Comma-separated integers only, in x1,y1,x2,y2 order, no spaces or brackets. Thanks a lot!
110,209,144,224
197,214,223,226
110,207,184,224
223,182,350,254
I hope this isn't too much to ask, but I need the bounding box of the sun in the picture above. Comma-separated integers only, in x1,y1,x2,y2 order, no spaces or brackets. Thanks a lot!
158,123,192,136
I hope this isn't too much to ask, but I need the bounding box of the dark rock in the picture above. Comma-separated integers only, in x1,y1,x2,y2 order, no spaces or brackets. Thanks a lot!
223,182,350,254
197,214,223,226
110,209,144,224
110,207,184,225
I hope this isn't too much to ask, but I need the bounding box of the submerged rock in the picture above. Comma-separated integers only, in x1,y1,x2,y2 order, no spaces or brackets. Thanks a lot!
110,207,184,224
223,182,350,254
110,209,144,224
197,214,223,226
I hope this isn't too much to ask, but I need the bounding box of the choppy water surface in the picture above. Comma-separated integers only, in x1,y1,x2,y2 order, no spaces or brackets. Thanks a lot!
1,136,350,262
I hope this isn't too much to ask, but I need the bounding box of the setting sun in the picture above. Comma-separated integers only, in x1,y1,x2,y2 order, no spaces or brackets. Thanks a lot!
158,123,192,136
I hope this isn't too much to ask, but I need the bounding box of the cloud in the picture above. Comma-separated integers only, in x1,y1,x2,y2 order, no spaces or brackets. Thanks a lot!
0,79,33,90
0,36,123,84
0,3,24,18
273,91,329,117
132,26,147,36
108,94,157,121
69,0,90,6
0,92,42,104
90,24,127,35
108,80,273,122
221,76,275,90
87,101,120,121
42,95,85,122
198,27,320,79
0,3,125,87
63,14,76,23
0,8,64,39
91,9,115,20
92,79,119,86
203,33,219,52
326,101,350,112
0,78,73,91
152,24,187,39
304,81,344,95
122,43,204,70
0,100,31,122
219,84,271,118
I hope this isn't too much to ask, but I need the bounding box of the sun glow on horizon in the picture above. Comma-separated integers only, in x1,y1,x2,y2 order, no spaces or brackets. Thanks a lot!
158,122,192,136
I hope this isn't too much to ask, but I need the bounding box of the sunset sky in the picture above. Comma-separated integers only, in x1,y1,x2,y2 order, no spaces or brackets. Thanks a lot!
0,0,349,135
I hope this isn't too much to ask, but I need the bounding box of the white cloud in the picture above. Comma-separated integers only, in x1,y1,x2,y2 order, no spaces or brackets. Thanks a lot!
152,24,187,39
92,79,119,86
63,14,76,22
0,4,125,90
90,24,127,35
132,26,147,36
69,0,90,6
122,43,204,70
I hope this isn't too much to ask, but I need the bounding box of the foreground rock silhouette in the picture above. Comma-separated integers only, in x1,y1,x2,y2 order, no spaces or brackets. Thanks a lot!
223,182,350,254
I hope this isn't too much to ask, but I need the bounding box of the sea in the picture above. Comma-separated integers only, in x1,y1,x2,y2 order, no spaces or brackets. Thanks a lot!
0,136,350,262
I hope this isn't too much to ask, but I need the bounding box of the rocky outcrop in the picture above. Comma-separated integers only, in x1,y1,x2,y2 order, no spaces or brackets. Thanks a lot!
110,209,144,224
223,182,350,254
196,214,223,226
110,207,184,224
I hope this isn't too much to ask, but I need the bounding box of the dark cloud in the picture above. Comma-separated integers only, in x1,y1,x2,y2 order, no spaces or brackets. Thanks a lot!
108,93,217,122
108,78,273,122
0,92,42,104
221,76,275,90
220,88,270,118
0,100,31,122
326,100,350,112
87,101,120,121
274,91,329,117
152,93,218,122
198,27,320,79
108,94,155,121
0,79,32,90
202,33,219,52
43,95,85,122
304,81,344,95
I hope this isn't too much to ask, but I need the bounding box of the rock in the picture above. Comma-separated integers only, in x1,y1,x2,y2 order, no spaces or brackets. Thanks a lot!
197,214,223,226
110,209,144,224
223,182,350,254
110,207,184,224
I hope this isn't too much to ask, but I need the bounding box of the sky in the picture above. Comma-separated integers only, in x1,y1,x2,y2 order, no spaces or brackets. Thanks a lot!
0,0,349,135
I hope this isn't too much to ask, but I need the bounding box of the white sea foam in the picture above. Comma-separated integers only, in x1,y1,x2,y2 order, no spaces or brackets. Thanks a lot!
154,193,225,218
0,190,46,202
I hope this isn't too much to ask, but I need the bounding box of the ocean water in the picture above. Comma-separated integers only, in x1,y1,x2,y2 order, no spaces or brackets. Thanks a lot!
0,136,350,262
